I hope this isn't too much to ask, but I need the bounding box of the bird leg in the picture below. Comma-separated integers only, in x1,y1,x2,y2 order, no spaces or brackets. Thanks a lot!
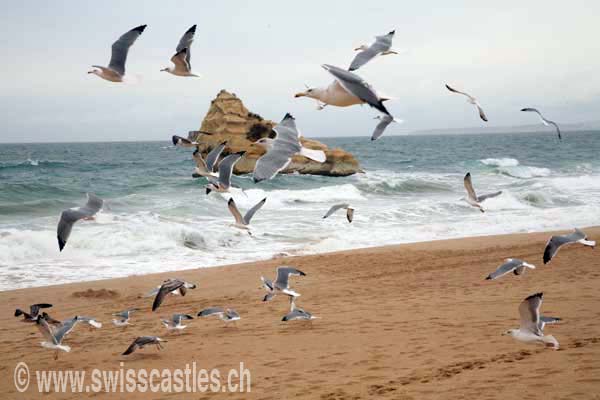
54,350,59,361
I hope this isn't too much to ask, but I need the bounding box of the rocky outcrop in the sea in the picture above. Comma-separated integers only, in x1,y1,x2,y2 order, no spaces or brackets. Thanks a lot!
190,90,361,176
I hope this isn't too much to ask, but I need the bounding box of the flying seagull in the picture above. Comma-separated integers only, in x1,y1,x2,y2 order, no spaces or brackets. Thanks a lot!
282,297,318,322
252,114,326,183
152,279,197,312
197,307,241,323
349,30,398,71
35,314,74,359
228,197,266,232
112,308,140,327
161,25,199,77
543,228,595,264
261,266,306,301
57,193,103,251
88,25,147,82
122,336,167,355
463,172,502,213
485,258,536,280
371,114,402,141
162,314,194,331
521,108,562,140
61,316,103,331
193,141,227,178
323,203,354,223
172,132,213,148
205,152,246,194
15,303,52,322
295,80,364,110
445,84,487,122
503,292,559,350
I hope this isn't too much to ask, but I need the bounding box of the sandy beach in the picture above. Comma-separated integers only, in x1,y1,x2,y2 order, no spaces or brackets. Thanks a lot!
1,227,599,399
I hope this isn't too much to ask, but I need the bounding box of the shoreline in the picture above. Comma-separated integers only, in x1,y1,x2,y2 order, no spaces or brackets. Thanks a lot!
1,226,599,398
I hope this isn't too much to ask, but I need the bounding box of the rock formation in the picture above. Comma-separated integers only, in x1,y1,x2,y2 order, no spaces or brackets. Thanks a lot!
190,90,361,176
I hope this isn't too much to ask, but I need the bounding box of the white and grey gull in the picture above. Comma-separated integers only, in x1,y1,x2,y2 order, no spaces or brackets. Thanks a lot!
323,203,354,223
462,172,502,213
485,258,536,280
503,292,559,350
349,30,398,71
446,84,488,122
521,108,562,140
161,25,200,77
57,193,103,251
543,228,595,264
261,266,306,301
152,279,197,312
227,197,266,233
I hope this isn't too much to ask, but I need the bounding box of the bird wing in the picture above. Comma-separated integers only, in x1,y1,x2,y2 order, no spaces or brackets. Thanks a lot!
323,204,348,219
30,303,52,317
371,115,394,141
476,104,488,122
322,64,390,116
122,338,141,355
227,198,245,225
170,48,190,72
152,280,184,311
543,230,584,264
243,197,266,224
520,107,543,118
463,173,478,201
36,316,59,345
198,307,224,317
218,152,245,189
206,141,227,172
193,149,210,174
486,258,522,280
445,84,474,101
346,208,354,223
108,25,147,76
176,25,196,68
477,191,502,202
275,266,306,290
253,114,301,182
519,292,543,336
547,121,562,140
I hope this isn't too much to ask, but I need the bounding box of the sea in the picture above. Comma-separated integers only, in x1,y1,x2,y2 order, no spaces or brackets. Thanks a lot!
1,131,599,290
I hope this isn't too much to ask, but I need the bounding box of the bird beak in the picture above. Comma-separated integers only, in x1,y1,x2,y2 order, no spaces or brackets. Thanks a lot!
294,92,306,98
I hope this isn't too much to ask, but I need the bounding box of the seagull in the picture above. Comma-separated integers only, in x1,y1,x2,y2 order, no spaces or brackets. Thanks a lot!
282,297,318,322
35,314,74,359
371,115,402,141
521,108,562,140
297,64,393,116
122,336,167,355
197,307,241,324
543,228,595,264
252,114,326,183
14,303,52,322
152,279,197,312
462,172,502,213
502,292,559,350
88,25,147,82
162,314,194,331
62,316,103,331
485,258,536,280
112,308,139,327
227,197,266,232
161,25,199,77
445,84,488,122
193,141,227,178
349,30,398,71
172,132,213,148
205,152,246,194
261,266,306,301
323,203,354,223
57,193,103,251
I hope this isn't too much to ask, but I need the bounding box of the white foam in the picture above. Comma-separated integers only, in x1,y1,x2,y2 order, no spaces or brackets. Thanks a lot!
480,158,519,167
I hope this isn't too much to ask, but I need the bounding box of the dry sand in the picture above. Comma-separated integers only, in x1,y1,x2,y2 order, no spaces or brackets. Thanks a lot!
1,228,599,399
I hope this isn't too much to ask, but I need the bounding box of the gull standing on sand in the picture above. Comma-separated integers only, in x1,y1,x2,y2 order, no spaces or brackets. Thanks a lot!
161,25,200,77
112,308,140,327
197,308,241,324
463,172,502,213
162,314,194,331
485,258,536,280
521,108,562,140
261,266,306,301
122,336,167,355
193,141,227,178
282,296,318,322
445,84,488,122
14,303,52,322
205,152,246,194
88,25,147,82
543,228,595,264
152,279,197,312
296,65,393,116
227,197,266,232
252,114,326,182
349,30,398,71
503,292,559,350
323,203,354,223
57,193,103,251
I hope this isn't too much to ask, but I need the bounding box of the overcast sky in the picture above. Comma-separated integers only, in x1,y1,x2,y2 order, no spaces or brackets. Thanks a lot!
1,1,599,142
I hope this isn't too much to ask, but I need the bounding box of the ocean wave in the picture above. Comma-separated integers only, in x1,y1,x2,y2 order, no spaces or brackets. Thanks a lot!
355,171,454,194
0,159,70,171
480,158,519,167
479,158,551,178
